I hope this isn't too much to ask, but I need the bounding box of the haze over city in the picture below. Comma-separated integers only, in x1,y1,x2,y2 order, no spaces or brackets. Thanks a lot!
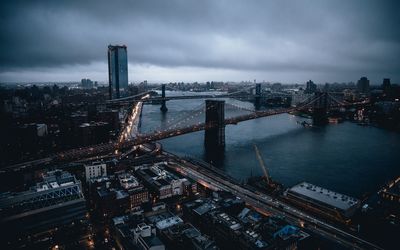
1,0,399,83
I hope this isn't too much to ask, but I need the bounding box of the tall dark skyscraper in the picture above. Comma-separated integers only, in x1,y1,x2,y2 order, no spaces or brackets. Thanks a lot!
305,80,317,94
382,78,391,92
357,76,370,93
108,45,128,99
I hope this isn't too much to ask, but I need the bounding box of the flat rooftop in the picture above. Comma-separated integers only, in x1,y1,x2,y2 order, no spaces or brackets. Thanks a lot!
142,236,164,248
193,202,216,216
155,216,183,230
217,212,241,230
153,178,170,187
289,182,359,211
1,170,78,199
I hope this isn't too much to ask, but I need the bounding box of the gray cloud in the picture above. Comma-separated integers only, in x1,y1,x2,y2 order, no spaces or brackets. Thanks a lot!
0,0,399,83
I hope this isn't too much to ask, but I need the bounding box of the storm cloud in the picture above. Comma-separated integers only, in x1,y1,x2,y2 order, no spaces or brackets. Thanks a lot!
0,0,399,83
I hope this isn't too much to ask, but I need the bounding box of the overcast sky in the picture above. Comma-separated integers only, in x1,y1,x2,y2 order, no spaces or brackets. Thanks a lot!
0,0,399,84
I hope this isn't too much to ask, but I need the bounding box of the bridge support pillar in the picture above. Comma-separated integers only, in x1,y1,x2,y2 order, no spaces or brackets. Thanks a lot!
160,84,168,112
255,83,261,109
313,92,328,125
205,100,225,147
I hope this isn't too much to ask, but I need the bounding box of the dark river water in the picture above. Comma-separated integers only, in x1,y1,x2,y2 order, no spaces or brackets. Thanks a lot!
140,91,400,198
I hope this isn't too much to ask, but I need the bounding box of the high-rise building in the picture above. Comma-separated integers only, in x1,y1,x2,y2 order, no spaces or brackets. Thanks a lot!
108,45,128,99
382,78,391,92
357,77,370,93
81,78,94,89
305,80,317,94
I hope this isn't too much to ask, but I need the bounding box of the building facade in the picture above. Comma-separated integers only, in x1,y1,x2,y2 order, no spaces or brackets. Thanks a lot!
287,182,360,219
85,162,107,182
357,77,370,93
305,80,317,94
108,45,128,99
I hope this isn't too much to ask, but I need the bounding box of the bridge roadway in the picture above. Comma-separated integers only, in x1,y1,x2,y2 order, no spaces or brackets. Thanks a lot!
106,91,153,103
118,94,149,143
2,101,370,173
55,108,295,162
164,152,382,250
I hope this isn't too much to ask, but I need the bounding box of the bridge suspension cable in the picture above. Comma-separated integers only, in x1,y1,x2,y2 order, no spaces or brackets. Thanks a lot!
225,102,255,113
224,85,254,96
165,105,206,130
153,102,209,133
294,94,323,110
326,93,349,106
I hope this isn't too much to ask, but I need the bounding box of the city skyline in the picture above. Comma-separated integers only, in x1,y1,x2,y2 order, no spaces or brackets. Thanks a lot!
0,0,399,83
1,1,400,249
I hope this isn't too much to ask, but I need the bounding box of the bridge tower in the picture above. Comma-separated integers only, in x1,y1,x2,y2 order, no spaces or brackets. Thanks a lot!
160,84,168,112
205,100,225,147
255,83,261,109
313,91,328,125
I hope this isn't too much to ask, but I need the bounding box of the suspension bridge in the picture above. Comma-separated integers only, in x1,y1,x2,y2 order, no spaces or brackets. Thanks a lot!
105,83,288,108
1,89,369,173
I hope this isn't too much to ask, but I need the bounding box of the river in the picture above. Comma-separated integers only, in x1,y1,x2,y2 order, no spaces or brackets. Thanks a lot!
140,91,400,198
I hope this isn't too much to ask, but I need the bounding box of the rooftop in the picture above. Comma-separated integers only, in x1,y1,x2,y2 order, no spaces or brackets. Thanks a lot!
273,225,309,241
115,190,129,200
194,202,217,216
146,211,173,224
217,212,241,230
153,178,170,187
182,226,201,239
97,188,113,198
289,182,359,211
118,172,139,189
0,170,83,214
142,236,164,248
155,216,183,230
243,229,268,248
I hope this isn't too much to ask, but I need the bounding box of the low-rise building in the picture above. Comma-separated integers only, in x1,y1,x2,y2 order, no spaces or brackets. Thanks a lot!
182,193,310,250
0,170,86,238
118,172,139,189
136,163,196,200
129,186,149,209
160,223,218,250
113,215,165,250
85,162,107,182
93,171,150,216
134,223,165,250
155,216,184,231
287,182,360,219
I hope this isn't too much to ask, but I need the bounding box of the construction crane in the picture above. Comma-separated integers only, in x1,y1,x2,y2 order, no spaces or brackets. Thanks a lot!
253,144,270,185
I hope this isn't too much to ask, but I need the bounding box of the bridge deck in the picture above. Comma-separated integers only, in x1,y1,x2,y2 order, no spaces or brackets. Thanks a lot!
1,98,369,172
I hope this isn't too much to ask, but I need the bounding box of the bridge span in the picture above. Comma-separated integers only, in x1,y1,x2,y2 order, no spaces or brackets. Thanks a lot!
0,106,295,172
1,93,369,173
59,108,294,160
